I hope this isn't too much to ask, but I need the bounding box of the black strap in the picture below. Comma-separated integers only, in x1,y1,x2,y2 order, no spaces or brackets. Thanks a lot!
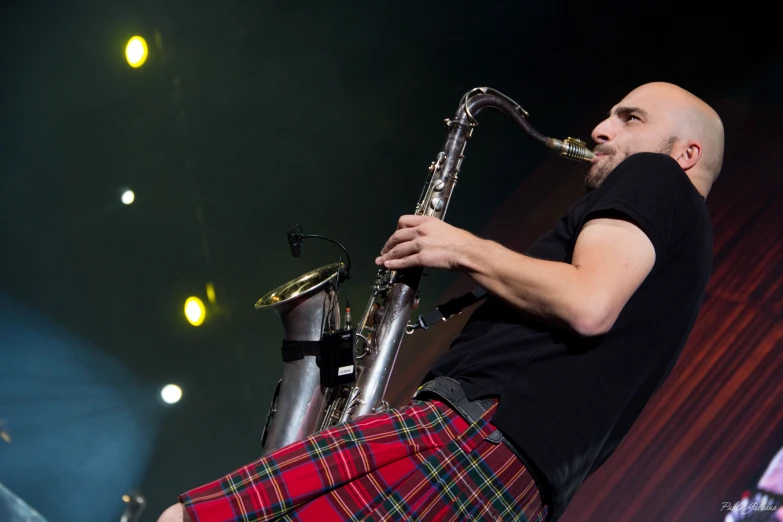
413,287,488,331
413,376,502,443
281,340,321,362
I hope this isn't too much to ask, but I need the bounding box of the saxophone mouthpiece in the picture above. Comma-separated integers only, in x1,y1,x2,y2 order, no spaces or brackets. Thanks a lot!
547,137,595,162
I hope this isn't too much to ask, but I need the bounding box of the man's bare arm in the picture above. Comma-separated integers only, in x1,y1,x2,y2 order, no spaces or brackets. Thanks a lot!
461,217,656,336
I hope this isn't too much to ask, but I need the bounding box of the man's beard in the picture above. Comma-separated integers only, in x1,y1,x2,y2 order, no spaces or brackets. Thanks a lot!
584,145,621,191
584,136,677,191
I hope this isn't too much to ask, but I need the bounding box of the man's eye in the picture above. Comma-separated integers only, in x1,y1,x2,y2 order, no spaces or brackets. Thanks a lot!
627,114,641,121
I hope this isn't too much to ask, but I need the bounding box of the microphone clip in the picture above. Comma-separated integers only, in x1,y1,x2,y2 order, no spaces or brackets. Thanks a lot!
287,224,303,258
285,223,352,282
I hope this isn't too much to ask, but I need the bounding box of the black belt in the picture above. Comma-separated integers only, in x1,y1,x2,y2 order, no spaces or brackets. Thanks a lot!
413,377,519,454
413,376,551,513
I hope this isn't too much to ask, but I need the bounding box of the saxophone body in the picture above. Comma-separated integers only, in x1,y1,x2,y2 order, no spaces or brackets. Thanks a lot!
256,87,594,455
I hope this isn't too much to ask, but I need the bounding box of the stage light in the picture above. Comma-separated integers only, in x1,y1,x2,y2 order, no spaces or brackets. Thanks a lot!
184,297,205,326
125,36,148,68
121,190,135,205
206,282,216,304
160,384,182,404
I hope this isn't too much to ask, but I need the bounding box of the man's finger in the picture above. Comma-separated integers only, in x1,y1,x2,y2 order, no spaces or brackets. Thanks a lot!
383,240,420,262
397,215,430,230
384,253,421,270
381,228,418,255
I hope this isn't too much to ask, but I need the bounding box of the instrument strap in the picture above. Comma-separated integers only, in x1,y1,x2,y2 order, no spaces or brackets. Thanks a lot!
414,287,488,330
281,340,322,361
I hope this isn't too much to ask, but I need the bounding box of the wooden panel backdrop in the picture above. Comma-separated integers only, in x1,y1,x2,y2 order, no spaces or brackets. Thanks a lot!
387,98,783,521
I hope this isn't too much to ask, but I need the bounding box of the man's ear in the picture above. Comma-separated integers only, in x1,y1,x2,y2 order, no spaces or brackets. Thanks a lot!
675,141,702,171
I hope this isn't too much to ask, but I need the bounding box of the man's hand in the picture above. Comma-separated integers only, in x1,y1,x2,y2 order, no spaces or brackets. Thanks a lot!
374,215,481,271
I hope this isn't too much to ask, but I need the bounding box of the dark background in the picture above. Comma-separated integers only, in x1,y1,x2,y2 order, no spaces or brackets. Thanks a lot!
0,1,780,521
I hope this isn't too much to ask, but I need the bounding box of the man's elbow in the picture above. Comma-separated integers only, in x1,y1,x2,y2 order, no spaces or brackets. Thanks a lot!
569,304,617,337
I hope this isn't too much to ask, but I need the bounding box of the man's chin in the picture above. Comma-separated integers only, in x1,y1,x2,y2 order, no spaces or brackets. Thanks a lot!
585,166,609,191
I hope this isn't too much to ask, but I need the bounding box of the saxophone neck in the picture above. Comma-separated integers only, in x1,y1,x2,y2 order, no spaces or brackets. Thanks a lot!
546,137,596,162
461,87,595,163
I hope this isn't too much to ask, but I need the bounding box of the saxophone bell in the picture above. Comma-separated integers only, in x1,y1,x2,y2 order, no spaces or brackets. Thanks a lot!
254,262,343,456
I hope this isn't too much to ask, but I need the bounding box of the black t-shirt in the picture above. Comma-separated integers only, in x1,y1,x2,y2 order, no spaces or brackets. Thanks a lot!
424,152,713,521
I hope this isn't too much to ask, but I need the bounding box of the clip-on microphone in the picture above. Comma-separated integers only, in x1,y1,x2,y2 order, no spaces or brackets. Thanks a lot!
286,223,352,282
287,225,302,258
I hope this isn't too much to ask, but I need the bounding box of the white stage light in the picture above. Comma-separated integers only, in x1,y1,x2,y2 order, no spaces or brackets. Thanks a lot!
121,190,135,205
160,384,182,404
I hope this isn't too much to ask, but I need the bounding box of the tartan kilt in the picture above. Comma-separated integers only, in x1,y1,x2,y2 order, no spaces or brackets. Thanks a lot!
179,397,548,522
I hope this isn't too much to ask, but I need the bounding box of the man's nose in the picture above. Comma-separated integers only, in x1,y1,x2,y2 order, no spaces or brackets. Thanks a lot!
591,118,614,144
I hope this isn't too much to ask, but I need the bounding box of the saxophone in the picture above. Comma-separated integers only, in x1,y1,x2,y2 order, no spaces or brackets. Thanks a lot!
255,87,595,455
119,492,145,522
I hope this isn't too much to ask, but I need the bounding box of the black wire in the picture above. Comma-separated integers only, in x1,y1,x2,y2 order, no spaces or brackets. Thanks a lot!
338,287,351,310
300,233,352,279
327,288,338,330
320,291,330,334
320,284,340,334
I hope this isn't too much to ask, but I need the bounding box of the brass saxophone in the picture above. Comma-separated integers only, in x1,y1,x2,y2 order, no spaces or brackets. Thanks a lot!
254,87,595,455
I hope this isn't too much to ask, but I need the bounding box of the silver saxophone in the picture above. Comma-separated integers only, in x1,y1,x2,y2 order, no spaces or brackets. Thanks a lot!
119,492,146,522
254,87,595,455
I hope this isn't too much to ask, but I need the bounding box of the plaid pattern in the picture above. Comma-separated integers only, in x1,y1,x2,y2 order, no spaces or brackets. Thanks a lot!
180,398,548,522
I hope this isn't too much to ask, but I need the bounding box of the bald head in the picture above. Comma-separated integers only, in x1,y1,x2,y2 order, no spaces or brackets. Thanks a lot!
630,82,724,184
588,82,725,198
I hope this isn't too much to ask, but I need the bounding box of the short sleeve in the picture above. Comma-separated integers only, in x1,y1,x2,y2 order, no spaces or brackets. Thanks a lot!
583,152,694,258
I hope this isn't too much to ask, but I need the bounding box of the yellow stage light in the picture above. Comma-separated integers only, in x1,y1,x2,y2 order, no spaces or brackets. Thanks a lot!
206,282,216,304
125,36,148,68
184,296,205,326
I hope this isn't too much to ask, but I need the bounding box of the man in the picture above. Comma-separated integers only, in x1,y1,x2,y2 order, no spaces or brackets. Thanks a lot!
158,81,724,522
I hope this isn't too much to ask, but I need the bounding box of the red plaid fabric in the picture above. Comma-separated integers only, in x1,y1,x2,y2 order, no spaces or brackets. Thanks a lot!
180,398,548,521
